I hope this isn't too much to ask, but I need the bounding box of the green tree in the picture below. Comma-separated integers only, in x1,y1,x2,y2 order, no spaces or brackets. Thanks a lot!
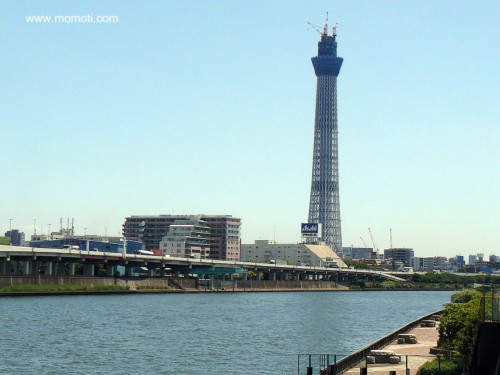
438,292,480,356
0,236,10,245
353,278,366,289
451,288,481,303
381,280,397,289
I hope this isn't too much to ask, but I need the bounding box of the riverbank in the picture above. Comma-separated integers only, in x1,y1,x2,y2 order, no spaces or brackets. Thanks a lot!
0,277,456,297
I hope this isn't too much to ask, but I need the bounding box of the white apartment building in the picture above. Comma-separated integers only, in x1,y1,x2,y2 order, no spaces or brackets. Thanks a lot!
159,219,210,259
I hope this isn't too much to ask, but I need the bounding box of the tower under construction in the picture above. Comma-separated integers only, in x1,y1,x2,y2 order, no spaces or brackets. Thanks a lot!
307,18,343,254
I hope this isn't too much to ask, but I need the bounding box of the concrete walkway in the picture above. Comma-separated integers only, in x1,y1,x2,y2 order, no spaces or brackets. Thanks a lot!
344,322,440,375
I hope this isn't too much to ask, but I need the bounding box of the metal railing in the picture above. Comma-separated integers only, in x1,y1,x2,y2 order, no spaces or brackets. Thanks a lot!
479,292,500,322
297,354,467,375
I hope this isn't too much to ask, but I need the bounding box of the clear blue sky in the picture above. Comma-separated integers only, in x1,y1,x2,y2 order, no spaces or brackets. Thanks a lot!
1,1,498,258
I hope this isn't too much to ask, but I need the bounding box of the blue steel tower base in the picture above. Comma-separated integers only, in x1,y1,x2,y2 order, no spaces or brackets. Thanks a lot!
308,33,343,254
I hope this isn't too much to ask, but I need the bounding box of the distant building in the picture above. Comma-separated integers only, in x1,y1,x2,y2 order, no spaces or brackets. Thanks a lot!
384,248,414,266
351,247,376,260
201,215,241,261
469,254,477,265
159,218,211,259
412,256,452,272
241,240,346,268
5,230,25,246
123,214,241,261
455,255,465,269
30,234,48,242
30,238,144,253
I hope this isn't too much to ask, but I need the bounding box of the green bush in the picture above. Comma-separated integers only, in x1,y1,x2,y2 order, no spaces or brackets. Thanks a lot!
438,296,480,356
451,288,482,303
417,357,467,375
381,280,397,288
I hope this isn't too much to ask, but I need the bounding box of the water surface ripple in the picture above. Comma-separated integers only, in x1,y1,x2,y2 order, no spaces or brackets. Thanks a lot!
0,290,453,374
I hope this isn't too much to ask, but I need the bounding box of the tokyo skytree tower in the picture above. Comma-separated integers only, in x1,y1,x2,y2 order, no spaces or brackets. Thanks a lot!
307,18,343,254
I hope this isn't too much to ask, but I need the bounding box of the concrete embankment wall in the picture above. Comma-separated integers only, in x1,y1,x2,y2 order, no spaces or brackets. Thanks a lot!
0,276,348,293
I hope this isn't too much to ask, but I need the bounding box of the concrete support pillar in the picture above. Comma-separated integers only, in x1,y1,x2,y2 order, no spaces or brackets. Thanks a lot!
45,262,53,275
270,271,277,281
31,261,40,275
57,263,66,275
125,267,132,277
69,263,75,276
0,258,7,274
83,264,94,276
21,260,31,275
148,268,154,277
106,265,115,277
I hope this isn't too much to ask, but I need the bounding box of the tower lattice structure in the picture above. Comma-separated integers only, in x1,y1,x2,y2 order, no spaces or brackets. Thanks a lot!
308,25,343,254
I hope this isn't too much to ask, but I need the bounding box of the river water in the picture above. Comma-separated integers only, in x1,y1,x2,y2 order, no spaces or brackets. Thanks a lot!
0,290,453,374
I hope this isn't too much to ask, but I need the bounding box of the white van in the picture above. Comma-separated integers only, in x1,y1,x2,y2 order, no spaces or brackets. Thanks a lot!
135,250,154,256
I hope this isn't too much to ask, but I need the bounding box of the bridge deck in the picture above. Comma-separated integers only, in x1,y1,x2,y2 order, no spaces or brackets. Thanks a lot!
0,245,404,282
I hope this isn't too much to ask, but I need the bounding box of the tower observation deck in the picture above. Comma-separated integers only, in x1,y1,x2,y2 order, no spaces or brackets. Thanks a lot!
308,21,343,254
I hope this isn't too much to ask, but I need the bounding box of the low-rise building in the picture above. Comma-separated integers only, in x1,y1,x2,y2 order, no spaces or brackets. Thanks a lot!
5,230,25,246
412,256,452,272
241,240,346,268
342,247,375,260
384,248,414,266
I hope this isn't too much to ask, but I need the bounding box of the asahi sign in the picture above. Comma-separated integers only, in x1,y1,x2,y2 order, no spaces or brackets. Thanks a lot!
301,223,322,238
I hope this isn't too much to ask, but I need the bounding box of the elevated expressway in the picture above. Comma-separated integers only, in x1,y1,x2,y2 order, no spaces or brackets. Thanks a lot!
0,245,404,282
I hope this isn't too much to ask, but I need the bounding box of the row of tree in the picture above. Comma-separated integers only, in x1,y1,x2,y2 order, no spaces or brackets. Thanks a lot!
419,288,486,374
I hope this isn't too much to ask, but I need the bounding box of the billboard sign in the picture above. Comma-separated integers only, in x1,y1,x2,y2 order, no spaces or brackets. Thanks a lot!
301,223,322,238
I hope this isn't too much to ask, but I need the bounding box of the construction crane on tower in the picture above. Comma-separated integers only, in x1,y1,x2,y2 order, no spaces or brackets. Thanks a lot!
307,12,339,39
368,228,379,257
